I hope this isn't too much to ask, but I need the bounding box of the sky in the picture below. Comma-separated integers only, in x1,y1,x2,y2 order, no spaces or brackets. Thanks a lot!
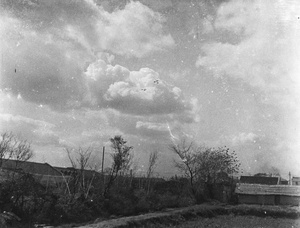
0,0,300,177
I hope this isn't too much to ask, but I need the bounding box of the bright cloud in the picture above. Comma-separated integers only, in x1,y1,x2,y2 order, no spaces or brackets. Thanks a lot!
231,132,258,146
100,1,175,57
196,0,300,174
85,59,192,115
0,0,175,110
136,121,168,131
196,0,300,105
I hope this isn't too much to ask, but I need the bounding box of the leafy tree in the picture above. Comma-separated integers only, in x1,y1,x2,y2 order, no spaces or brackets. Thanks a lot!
103,135,133,197
196,146,240,198
170,139,240,201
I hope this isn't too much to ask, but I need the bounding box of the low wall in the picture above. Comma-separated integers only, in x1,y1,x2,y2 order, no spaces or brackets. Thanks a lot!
238,194,300,206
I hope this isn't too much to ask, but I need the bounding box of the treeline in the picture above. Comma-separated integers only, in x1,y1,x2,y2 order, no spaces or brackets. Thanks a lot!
0,133,240,227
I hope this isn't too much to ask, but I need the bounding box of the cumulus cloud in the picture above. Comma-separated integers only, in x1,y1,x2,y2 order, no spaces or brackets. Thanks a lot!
0,0,175,110
100,1,175,57
85,58,194,116
196,0,300,106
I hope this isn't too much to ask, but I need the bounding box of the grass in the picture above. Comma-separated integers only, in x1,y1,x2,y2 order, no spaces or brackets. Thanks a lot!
67,204,300,228
151,215,300,228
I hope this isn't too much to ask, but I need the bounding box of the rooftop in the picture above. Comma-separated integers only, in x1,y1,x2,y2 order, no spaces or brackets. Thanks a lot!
240,176,279,185
236,183,300,196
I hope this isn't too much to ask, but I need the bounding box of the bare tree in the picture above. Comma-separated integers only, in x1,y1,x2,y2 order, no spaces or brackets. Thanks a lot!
65,147,97,199
169,139,198,198
0,132,33,168
0,132,15,162
146,150,159,194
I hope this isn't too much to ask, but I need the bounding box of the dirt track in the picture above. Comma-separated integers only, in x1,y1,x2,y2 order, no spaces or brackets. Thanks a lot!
73,204,300,228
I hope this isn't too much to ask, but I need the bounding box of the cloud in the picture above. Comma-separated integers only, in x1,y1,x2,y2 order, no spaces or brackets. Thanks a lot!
0,113,60,146
139,0,173,12
100,1,175,57
136,121,168,131
196,0,300,171
0,14,92,110
196,0,300,105
0,0,175,110
1,0,174,57
231,132,258,146
85,58,194,116
135,121,170,140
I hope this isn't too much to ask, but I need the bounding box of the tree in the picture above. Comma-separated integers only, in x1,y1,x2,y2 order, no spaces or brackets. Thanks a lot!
170,139,240,201
146,150,159,194
65,147,97,199
0,132,39,222
196,146,240,198
0,132,34,177
0,132,33,166
103,135,133,197
169,139,199,199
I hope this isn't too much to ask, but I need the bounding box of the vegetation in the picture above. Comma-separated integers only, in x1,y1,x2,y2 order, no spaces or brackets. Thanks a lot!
170,139,240,202
0,132,241,227
81,204,300,228
154,215,300,228
103,135,133,198
0,132,33,166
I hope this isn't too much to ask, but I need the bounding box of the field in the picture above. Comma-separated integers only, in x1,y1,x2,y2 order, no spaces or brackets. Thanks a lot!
152,215,300,228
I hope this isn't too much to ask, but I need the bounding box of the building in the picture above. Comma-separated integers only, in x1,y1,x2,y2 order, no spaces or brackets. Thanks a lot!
53,166,100,180
239,176,280,185
236,175,300,206
0,159,65,187
235,183,300,206
292,177,300,186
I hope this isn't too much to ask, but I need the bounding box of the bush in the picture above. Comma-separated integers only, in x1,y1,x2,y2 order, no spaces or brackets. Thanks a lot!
134,189,151,213
105,187,137,216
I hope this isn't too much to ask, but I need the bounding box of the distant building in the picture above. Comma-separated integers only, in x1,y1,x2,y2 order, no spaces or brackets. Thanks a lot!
235,183,300,206
292,177,300,186
280,178,288,185
240,176,280,185
0,159,65,187
236,175,300,206
53,166,100,180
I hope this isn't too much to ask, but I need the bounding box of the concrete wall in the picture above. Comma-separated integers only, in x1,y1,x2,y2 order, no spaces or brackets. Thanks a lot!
279,196,300,206
239,195,275,205
238,194,300,206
